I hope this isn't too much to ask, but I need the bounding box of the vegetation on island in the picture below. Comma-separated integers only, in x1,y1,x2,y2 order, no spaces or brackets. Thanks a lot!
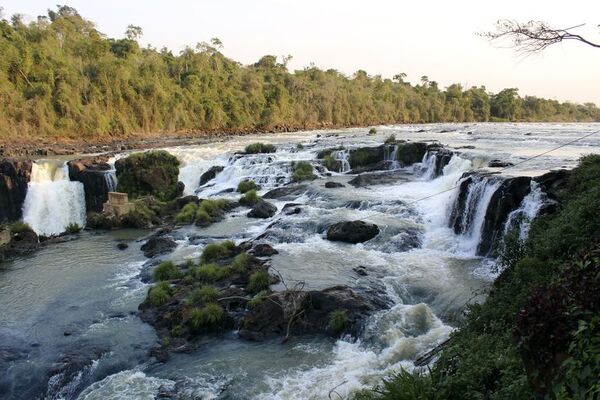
356,154,600,400
1,6,599,142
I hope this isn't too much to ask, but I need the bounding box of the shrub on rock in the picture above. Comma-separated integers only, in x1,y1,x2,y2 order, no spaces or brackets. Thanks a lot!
188,304,225,332
248,270,270,293
240,189,260,206
237,180,258,193
201,240,236,263
292,161,316,182
115,150,183,201
153,261,181,281
175,202,198,224
149,282,172,306
244,143,276,154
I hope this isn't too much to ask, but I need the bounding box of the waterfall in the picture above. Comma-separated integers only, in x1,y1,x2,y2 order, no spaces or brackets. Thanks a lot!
419,151,438,179
384,144,400,170
104,170,118,192
448,174,503,256
331,150,351,173
22,161,86,236
503,181,547,241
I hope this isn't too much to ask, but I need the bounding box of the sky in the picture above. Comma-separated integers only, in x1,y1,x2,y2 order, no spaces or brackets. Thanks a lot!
2,0,600,105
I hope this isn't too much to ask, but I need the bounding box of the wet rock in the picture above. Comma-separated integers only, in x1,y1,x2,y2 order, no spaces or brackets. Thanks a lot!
353,266,368,276
348,170,411,187
478,176,533,256
488,160,514,168
117,242,128,250
396,142,428,167
199,165,224,186
247,199,277,219
0,159,32,223
251,243,278,257
0,224,39,261
326,221,380,243
263,185,308,200
241,285,385,340
141,236,177,258
67,157,113,212
349,146,384,170
282,203,302,215
534,169,570,201
426,145,454,177
325,181,345,188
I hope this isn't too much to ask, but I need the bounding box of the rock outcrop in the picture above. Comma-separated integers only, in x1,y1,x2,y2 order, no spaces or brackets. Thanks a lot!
67,157,113,212
247,199,277,219
0,159,32,223
115,150,184,202
199,165,224,186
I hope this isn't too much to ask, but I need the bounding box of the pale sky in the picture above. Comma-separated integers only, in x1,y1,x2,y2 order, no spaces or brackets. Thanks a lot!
3,0,600,105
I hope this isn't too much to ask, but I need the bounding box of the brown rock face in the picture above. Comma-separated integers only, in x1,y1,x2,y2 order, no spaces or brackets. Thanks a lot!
0,159,32,223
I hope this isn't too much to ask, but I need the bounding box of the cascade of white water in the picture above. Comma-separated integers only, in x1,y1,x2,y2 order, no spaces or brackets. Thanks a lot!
331,149,351,173
454,175,503,255
104,171,118,192
503,181,547,241
384,144,400,169
22,161,86,236
418,151,438,179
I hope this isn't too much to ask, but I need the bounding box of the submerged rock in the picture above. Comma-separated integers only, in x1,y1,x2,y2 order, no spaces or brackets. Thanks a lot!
247,199,277,219
251,243,279,257
263,184,308,200
348,170,411,187
325,181,345,188
326,220,380,243
488,160,514,168
141,236,177,258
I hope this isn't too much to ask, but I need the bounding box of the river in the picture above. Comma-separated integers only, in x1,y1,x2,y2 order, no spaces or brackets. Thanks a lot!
1,122,599,399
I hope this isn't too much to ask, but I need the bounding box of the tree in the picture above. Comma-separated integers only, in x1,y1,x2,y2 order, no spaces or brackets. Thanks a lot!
125,24,143,40
483,20,600,54
491,88,521,120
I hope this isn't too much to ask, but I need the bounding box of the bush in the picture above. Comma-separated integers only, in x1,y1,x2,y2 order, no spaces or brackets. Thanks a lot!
368,127,377,135
195,263,232,281
231,252,250,273
247,270,270,293
292,161,316,182
153,261,181,281
248,290,269,309
188,303,225,331
322,154,340,172
148,282,172,306
64,223,82,234
244,142,276,154
240,189,260,206
328,310,348,335
195,199,232,225
176,202,198,224
201,240,236,263
354,369,435,400
237,180,257,193
296,143,304,149
9,221,32,234
188,285,220,304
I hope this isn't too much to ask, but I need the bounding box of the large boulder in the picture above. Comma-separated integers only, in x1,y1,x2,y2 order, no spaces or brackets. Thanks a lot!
247,200,277,219
326,220,380,243
67,157,113,212
0,224,39,261
115,151,184,202
396,142,428,167
239,285,386,341
0,159,32,223
141,236,177,258
263,184,309,200
348,146,384,170
199,166,224,186
348,171,411,187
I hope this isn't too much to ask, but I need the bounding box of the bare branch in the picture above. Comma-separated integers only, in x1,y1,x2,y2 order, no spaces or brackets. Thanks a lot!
481,20,600,55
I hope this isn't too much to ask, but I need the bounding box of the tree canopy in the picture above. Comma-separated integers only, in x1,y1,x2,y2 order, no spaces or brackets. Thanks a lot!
0,7,599,140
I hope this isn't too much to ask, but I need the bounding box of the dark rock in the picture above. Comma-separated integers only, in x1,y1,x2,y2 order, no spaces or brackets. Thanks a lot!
247,200,277,219
282,203,302,215
348,170,411,187
488,160,514,168
115,150,184,202
396,142,428,167
425,145,454,177
199,165,224,186
353,266,368,276
325,182,344,188
534,169,570,201
478,176,533,256
251,243,278,257
349,146,384,170
263,185,308,200
141,236,177,258
241,285,385,340
117,242,128,250
0,225,39,261
0,159,32,223
326,221,380,243
67,157,113,212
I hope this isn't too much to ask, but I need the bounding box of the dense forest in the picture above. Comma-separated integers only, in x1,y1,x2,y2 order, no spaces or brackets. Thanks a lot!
1,6,599,140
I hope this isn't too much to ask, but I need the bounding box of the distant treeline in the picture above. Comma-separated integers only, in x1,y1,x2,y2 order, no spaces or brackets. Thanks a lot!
1,6,599,139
